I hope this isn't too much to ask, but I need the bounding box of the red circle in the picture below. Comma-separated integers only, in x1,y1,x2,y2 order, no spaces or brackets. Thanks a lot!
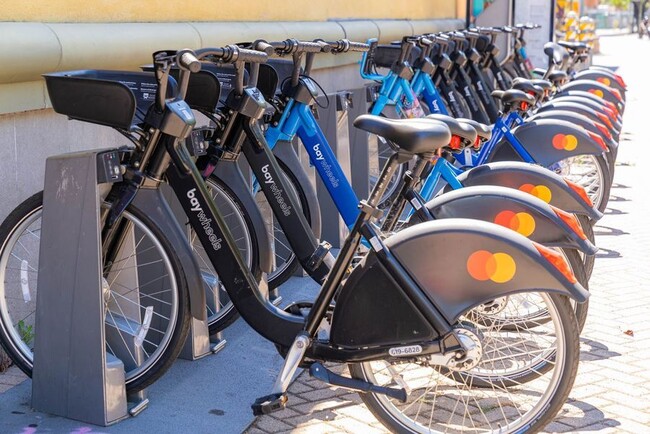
552,134,567,150
467,250,493,281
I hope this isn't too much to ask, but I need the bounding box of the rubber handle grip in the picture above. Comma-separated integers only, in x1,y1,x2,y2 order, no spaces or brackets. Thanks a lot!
347,41,370,52
235,48,269,63
296,40,325,53
313,40,333,53
254,41,275,55
179,51,201,73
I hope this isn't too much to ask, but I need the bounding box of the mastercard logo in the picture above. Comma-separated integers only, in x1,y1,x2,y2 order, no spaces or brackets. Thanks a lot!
467,250,517,283
494,210,536,237
519,184,552,203
552,134,578,151
597,77,611,86
589,89,605,98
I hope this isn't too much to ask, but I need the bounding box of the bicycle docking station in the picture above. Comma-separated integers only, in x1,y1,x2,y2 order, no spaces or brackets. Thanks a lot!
32,148,142,426
31,147,227,425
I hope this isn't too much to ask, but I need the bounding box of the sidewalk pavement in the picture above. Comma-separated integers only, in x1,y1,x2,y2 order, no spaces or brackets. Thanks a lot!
2,34,650,434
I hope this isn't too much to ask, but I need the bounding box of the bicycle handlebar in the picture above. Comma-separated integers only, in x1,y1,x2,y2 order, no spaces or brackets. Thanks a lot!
269,39,325,55
196,45,269,64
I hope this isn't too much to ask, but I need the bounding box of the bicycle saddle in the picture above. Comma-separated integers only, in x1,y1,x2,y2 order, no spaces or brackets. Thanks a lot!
353,115,451,155
456,118,492,141
425,114,477,145
511,78,545,99
531,79,553,92
493,89,535,106
557,40,590,54
543,42,570,65
547,70,569,85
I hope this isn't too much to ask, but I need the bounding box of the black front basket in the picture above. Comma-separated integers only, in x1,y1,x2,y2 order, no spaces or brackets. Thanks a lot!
43,70,168,130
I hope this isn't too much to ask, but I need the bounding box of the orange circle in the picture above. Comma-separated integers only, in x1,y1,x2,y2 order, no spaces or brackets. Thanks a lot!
590,89,604,98
552,134,567,150
597,77,611,86
519,184,535,194
494,210,517,229
467,250,493,281
467,250,517,283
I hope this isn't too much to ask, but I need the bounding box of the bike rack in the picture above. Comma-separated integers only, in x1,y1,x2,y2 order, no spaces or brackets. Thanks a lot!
32,149,145,426
348,87,373,201
31,148,223,426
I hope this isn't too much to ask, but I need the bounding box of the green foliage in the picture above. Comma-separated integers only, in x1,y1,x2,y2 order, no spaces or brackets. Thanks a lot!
17,320,34,346
603,0,631,11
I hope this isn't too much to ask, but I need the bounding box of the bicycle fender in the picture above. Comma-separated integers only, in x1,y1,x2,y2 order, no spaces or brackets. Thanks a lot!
538,99,622,136
497,119,607,167
414,186,597,254
573,70,626,96
132,188,206,321
552,91,623,124
213,160,273,274
528,110,618,155
560,80,624,112
453,161,603,220
273,141,322,240
386,219,589,324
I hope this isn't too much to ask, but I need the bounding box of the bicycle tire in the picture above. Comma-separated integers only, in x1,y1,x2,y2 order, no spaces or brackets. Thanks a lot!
577,214,595,279
0,192,191,393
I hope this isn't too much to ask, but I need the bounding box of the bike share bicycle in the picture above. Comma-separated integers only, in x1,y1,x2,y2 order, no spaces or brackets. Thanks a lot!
2,45,588,433
369,33,613,216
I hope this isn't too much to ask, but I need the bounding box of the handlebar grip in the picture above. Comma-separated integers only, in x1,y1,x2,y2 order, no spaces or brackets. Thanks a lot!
234,47,269,63
253,40,275,55
178,51,201,73
313,39,333,53
432,35,450,45
297,40,326,53
347,41,370,52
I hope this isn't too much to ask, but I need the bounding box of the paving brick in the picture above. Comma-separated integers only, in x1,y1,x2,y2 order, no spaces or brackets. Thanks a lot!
253,415,294,432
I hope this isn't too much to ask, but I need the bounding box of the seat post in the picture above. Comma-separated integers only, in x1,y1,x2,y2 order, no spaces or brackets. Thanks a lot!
366,152,404,210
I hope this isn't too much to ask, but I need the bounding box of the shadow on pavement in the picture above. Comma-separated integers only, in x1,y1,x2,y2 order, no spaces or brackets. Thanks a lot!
593,225,629,236
580,337,622,362
554,398,621,432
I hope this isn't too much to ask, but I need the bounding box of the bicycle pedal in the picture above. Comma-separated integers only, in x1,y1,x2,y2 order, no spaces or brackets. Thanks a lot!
251,392,288,415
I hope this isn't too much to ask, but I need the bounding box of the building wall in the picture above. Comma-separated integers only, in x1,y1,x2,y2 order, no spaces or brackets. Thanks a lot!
0,0,458,22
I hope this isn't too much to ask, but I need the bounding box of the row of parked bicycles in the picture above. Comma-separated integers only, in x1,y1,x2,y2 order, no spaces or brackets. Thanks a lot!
0,23,625,433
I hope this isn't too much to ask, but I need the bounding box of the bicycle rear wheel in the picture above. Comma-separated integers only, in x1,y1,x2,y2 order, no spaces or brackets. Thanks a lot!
0,192,190,392
350,292,580,433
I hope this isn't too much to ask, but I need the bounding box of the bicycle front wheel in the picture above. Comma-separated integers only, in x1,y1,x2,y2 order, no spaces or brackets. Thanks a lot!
350,292,580,433
0,192,190,392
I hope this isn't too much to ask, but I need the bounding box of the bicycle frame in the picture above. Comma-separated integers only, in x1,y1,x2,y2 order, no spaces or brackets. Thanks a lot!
265,91,360,228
